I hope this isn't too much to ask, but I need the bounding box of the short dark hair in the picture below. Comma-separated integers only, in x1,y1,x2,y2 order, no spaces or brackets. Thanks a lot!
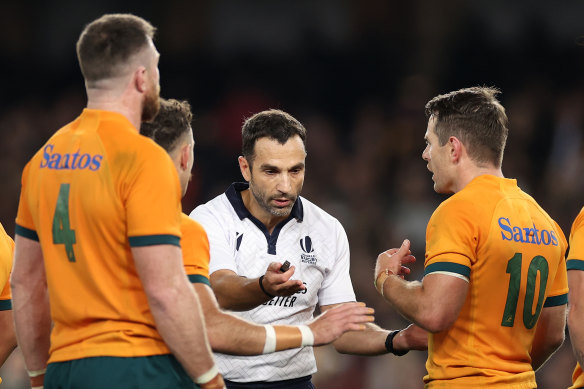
76,14,156,83
140,98,193,152
425,86,509,167
241,109,307,163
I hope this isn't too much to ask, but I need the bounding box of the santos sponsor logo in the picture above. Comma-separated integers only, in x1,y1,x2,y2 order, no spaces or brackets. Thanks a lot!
498,217,558,246
40,144,103,171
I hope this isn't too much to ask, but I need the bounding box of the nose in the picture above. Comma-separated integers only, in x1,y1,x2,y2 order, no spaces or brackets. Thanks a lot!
277,173,292,193
422,146,429,161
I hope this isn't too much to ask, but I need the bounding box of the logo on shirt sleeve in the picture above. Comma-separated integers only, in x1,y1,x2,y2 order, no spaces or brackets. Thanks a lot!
300,236,317,265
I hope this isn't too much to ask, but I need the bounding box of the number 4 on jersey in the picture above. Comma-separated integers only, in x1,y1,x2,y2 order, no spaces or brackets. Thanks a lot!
52,183,77,262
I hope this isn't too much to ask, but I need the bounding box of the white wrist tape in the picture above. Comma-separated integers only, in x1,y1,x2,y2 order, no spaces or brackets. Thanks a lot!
27,368,47,378
194,364,219,385
263,324,277,354
298,325,314,347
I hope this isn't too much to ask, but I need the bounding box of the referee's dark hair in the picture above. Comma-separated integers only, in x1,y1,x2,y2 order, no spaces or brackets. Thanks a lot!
241,109,307,164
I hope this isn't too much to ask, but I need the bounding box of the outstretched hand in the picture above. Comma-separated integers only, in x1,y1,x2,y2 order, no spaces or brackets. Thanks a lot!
375,239,416,281
261,262,306,297
308,302,375,346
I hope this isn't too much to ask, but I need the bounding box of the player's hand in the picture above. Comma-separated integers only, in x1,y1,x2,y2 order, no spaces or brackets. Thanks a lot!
262,262,305,297
199,372,226,389
308,302,375,346
375,239,416,281
392,324,428,352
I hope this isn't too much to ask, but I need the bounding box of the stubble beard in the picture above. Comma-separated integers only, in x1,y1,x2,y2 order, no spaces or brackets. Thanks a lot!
249,180,296,218
141,84,160,122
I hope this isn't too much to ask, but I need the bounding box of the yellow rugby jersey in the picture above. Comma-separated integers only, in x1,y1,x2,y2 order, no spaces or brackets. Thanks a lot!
567,206,584,389
0,222,13,311
180,213,210,286
15,109,182,363
424,175,568,388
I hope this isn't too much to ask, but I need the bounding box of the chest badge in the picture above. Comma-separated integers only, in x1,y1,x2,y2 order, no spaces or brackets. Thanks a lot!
300,236,317,265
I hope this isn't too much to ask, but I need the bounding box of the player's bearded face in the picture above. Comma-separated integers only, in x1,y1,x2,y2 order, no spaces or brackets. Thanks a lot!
249,177,299,217
141,80,160,122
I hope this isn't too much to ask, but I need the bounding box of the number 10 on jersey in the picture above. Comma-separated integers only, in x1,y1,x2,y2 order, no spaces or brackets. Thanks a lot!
52,183,77,262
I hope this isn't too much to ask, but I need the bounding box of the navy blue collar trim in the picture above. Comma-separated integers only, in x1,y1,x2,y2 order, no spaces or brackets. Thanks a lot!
225,182,304,222
225,182,303,255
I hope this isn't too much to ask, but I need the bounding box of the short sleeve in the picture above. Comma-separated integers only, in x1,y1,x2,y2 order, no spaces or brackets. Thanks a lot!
568,207,584,272
126,145,182,247
15,162,39,241
424,199,477,282
317,220,356,305
190,204,236,275
180,214,210,286
0,225,13,310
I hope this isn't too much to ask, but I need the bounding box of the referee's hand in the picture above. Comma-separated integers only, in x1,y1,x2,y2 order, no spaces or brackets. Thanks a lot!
262,262,306,296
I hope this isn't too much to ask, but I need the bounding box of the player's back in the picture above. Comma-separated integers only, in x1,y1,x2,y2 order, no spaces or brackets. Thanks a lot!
424,175,568,388
16,109,182,363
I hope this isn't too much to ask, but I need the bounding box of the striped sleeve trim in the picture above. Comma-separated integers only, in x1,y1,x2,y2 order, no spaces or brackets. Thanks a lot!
15,224,39,241
188,274,210,286
129,234,180,248
425,262,471,282
0,300,12,311
567,259,584,271
544,293,568,307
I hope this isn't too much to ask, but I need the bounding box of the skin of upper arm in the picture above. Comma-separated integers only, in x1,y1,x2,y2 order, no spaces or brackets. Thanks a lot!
209,269,243,308
0,309,16,366
132,245,186,300
568,270,584,364
413,273,469,333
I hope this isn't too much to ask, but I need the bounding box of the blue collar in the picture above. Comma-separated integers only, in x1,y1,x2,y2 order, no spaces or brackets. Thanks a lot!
225,182,304,222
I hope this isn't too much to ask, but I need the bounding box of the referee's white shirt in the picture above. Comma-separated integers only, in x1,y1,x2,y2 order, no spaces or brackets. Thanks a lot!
190,182,356,382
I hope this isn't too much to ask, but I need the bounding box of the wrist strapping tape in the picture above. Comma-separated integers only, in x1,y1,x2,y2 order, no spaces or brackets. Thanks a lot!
263,324,277,354
194,365,219,384
298,325,314,347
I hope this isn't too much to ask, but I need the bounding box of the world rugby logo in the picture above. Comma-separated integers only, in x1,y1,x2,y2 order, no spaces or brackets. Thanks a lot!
300,236,317,264
300,236,314,253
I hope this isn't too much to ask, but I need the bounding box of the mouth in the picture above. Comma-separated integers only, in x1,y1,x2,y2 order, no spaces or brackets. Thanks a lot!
272,198,293,207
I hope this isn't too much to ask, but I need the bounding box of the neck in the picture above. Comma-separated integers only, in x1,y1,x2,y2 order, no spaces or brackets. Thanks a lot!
240,189,287,234
454,164,503,193
85,80,142,130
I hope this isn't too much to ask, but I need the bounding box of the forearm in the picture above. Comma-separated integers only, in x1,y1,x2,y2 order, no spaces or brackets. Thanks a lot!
332,323,389,355
530,305,566,371
0,310,17,366
569,306,584,368
148,280,216,380
382,276,428,327
212,274,270,311
11,279,51,371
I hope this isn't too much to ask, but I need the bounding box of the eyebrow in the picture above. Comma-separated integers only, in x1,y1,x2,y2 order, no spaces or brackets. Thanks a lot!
260,162,305,171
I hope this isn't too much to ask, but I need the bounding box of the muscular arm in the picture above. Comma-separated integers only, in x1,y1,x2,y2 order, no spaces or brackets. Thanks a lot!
320,303,428,355
195,283,374,354
568,270,584,368
381,273,469,333
210,264,305,311
11,236,51,373
0,309,17,366
132,245,218,382
530,304,566,370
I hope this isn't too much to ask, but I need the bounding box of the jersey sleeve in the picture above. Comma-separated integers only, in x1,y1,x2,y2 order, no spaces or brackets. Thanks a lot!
190,203,236,275
424,198,477,282
15,162,39,241
567,207,584,272
317,219,356,305
125,145,182,247
0,225,13,310
180,214,210,286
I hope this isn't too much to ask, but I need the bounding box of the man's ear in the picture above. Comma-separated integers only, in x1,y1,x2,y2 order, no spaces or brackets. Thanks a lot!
180,143,190,171
238,156,251,182
449,136,463,163
134,66,147,93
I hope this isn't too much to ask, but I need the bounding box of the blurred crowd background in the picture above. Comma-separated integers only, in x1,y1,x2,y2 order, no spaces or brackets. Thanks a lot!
1,1,584,388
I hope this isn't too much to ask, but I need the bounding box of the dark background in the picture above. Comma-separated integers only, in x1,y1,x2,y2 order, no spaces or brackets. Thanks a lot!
1,1,583,388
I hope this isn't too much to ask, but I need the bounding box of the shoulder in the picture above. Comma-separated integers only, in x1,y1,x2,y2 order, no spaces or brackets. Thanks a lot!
299,197,342,227
181,213,208,237
191,193,232,220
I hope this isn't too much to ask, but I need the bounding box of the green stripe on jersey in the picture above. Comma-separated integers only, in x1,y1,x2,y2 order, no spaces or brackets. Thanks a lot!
567,259,584,271
425,262,471,278
15,224,39,241
544,293,567,307
188,274,210,286
0,299,12,311
128,235,180,247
